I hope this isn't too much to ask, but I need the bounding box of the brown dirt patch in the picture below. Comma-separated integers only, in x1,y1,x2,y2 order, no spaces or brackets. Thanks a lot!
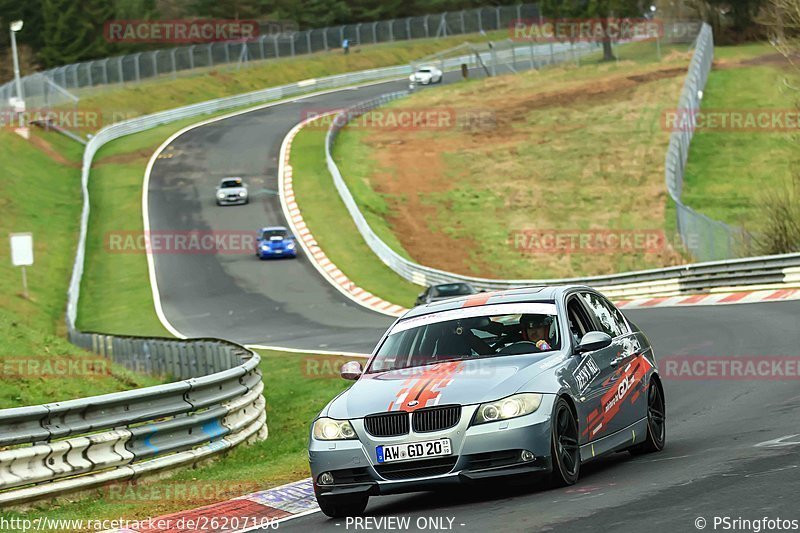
94,143,163,166
27,133,80,168
360,64,688,276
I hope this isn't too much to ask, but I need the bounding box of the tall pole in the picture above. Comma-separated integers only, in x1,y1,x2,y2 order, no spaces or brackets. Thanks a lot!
10,22,24,103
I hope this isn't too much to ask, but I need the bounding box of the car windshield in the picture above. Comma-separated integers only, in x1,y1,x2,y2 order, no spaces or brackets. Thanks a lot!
368,302,561,373
220,179,242,188
262,229,287,239
418,68,432,73
431,283,474,297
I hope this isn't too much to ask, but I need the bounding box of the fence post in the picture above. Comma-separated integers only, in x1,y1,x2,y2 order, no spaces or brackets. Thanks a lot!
152,51,158,78
323,30,328,51
170,48,177,78
406,18,411,39
134,54,142,83
477,10,483,33
224,42,231,64
102,58,109,84
356,23,362,45
460,10,465,34
86,62,93,87
305,31,312,54
372,22,377,43
496,6,501,30
424,15,430,38
388,20,394,42
116,60,123,85
207,44,213,67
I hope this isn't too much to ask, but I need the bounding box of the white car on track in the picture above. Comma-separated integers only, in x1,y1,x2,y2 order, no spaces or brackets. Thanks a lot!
409,65,443,85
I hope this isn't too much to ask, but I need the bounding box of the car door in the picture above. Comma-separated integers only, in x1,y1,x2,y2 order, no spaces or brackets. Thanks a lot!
578,291,646,438
564,293,618,445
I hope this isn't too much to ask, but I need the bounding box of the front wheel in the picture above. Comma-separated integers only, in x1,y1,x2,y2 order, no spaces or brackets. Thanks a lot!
629,380,666,455
548,397,580,487
317,494,369,518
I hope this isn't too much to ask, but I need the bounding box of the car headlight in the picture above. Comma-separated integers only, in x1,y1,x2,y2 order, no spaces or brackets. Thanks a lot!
286,241,295,249
238,191,247,197
312,417,357,440
472,393,542,425
217,192,225,199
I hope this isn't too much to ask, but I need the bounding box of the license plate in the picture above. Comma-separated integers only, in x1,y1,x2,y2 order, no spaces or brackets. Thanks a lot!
376,438,451,463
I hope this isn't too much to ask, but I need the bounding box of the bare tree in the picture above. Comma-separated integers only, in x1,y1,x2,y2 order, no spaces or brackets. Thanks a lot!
759,0,800,66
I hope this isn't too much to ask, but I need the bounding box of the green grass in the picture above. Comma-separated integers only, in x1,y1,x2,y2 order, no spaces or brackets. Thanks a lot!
2,350,353,528
682,52,798,231
0,129,163,407
292,124,422,307
330,51,693,280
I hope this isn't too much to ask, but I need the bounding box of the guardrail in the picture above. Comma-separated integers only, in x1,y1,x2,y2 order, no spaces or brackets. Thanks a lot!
0,334,265,506
323,28,800,299
20,39,577,509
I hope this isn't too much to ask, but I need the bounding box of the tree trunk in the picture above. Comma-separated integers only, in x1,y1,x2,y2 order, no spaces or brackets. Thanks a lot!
602,38,615,61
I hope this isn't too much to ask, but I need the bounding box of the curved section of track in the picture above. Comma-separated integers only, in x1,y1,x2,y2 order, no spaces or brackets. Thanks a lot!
146,71,800,531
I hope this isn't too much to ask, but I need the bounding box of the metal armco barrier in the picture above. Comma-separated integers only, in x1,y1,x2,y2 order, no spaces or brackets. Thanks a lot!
0,334,266,507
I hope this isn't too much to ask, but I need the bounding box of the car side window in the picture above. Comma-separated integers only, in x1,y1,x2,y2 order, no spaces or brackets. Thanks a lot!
580,292,627,338
566,297,592,342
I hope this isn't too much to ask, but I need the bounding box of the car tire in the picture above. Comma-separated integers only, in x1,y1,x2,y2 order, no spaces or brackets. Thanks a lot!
548,397,580,487
628,380,665,455
317,494,369,518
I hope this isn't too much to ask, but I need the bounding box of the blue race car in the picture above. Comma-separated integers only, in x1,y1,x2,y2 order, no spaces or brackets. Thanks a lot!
255,226,297,259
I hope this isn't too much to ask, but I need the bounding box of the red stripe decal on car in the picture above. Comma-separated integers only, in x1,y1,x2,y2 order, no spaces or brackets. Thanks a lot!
388,362,464,412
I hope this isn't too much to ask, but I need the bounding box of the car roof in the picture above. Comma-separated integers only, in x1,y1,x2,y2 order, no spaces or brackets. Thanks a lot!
403,285,592,319
221,176,243,183
259,226,288,232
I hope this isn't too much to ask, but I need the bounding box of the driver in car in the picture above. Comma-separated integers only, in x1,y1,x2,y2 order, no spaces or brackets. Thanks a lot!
520,314,553,351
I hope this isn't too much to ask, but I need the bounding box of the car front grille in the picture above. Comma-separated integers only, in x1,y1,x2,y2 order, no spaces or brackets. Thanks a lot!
412,405,461,433
375,457,458,480
364,412,409,437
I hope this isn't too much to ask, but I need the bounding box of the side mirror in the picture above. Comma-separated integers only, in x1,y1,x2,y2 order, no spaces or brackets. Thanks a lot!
577,331,612,353
340,361,363,381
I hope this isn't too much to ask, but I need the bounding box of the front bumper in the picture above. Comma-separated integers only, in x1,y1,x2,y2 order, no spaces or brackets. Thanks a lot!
258,247,297,258
309,395,555,498
217,196,247,205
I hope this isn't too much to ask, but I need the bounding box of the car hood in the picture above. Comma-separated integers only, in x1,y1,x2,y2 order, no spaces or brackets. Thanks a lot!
218,187,246,194
325,353,564,419
411,72,433,79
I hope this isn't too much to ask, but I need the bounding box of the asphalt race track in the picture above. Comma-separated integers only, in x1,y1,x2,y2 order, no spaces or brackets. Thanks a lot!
146,72,800,531
274,301,800,532
147,72,471,351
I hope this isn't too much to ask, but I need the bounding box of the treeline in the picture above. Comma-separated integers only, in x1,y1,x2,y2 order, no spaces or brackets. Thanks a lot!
0,0,772,78
0,0,504,73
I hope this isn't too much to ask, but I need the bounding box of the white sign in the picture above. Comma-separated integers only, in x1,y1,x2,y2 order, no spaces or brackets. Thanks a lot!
10,233,33,266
